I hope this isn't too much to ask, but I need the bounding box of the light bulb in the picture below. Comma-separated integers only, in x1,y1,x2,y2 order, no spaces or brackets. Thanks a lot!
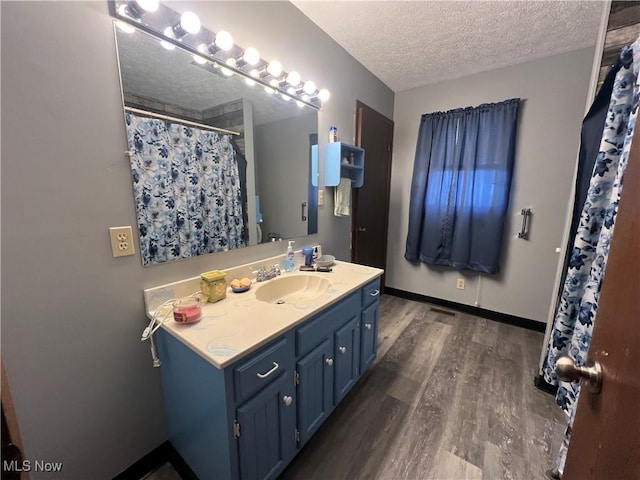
267,60,283,77
161,28,176,50
270,79,280,88
303,80,317,95
318,89,330,102
296,100,305,108
180,11,201,35
250,69,260,78
122,0,158,19
215,31,234,51
286,71,301,87
243,47,260,66
193,44,208,65
116,20,135,33
221,58,236,76
135,0,159,12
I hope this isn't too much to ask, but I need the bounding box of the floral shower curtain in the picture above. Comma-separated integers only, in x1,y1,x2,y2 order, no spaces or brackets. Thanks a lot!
125,113,246,265
542,43,639,472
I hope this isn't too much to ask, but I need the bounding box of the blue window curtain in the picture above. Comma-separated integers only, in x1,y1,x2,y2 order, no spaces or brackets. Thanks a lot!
125,113,246,265
405,99,520,273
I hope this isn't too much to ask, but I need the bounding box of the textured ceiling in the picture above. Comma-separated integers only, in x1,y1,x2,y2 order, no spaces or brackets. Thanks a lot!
292,1,606,92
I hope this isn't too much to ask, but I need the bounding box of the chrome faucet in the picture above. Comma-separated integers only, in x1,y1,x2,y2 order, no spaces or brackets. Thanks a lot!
253,264,281,282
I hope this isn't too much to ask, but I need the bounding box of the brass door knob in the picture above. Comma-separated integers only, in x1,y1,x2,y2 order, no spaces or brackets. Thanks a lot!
555,356,602,394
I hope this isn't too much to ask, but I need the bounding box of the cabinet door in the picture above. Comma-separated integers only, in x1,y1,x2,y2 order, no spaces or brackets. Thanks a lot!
236,373,296,480
297,338,333,445
361,302,379,372
334,316,361,404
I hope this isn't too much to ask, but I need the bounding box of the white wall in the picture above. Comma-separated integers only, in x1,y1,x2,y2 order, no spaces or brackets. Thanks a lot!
387,48,595,323
255,112,317,240
0,2,393,478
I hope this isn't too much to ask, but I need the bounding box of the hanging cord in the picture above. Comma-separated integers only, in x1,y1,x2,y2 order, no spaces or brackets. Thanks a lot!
141,292,203,367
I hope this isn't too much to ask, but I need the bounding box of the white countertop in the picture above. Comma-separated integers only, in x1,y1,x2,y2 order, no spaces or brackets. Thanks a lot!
144,259,383,369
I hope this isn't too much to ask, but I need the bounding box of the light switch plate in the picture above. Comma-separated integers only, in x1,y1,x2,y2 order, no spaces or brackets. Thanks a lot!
318,189,324,206
109,226,135,257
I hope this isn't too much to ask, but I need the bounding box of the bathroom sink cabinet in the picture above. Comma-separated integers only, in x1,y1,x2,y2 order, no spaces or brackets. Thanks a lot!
156,277,380,480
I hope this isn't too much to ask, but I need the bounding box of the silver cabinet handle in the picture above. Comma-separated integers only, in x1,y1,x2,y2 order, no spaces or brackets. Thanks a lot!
555,356,602,394
369,289,380,297
325,358,334,367
301,201,307,222
364,323,372,330
339,346,347,354
256,361,279,378
282,395,293,407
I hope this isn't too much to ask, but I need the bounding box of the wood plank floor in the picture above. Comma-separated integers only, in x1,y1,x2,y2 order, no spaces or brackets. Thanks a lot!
146,295,566,480
279,295,566,480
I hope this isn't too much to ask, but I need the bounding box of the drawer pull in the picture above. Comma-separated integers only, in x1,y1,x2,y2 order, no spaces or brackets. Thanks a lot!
365,323,372,330
339,346,347,354
369,289,380,297
256,362,279,378
282,395,293,407
325,358,334,367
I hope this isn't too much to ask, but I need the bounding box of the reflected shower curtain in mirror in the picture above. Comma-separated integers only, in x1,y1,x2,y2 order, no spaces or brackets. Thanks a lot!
405,99,520,273
126,113,246,265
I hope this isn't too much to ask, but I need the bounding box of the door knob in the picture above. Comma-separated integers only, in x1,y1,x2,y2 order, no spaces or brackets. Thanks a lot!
282,395,293,407
555,356,602,394
325,358,334,367
339,346,347,354
358,227,366,232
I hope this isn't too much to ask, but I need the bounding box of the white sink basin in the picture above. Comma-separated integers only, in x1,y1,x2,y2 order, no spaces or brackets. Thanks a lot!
255,274,331,305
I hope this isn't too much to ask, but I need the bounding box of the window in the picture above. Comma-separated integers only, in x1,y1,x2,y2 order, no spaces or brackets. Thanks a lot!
404,98,520,274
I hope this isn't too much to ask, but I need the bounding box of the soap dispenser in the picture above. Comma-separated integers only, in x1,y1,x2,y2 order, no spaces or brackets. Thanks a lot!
284,241,296,272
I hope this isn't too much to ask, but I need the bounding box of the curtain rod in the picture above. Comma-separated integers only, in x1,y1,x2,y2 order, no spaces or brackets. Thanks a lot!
125,106,240,136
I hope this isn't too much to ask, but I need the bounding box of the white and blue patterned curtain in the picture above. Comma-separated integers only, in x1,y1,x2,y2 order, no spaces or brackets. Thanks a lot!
542,43,639,472
125,113,246,265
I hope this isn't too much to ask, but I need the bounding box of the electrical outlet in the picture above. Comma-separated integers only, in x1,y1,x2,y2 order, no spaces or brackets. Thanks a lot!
313,244,322,260
318,189,325,206
456,278,465,290
109,226,135,257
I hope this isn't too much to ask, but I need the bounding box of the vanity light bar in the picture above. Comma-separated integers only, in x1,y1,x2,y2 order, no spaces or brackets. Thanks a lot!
108,0,329,110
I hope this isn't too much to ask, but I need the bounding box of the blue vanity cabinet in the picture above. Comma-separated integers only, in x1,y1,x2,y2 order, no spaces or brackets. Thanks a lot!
156,276,382,480
236,372,296,480
333,315,361,404
360,279,381,372
296,338,334,445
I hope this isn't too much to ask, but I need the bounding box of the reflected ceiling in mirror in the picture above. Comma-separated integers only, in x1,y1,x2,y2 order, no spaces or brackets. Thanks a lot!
115,26,319,266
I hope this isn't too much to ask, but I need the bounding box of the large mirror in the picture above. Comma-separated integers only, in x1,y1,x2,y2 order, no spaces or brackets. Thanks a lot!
114,26,318,265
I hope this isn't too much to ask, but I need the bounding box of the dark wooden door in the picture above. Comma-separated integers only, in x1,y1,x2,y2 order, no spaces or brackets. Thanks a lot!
353,101,394,289
563,126,640,479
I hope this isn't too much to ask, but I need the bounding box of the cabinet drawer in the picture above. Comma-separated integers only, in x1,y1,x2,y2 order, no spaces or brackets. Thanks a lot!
361,278,381,308
234,338,290,404
296,292,360,357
